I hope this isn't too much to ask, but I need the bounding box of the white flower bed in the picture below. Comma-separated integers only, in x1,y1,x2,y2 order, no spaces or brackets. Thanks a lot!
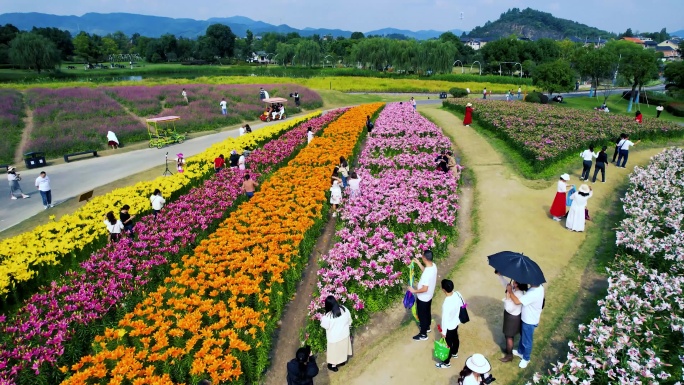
531,148,684,385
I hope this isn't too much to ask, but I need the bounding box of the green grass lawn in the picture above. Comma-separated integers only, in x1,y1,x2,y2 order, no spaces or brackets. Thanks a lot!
557,94,684,123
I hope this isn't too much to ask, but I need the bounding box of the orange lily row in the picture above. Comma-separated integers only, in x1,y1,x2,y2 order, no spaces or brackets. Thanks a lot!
60,103,383,385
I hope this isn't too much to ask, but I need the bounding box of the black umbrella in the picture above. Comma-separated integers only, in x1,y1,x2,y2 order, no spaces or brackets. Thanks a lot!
487,251,546,286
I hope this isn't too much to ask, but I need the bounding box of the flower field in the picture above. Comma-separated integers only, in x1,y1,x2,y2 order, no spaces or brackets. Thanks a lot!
59,103,382,384
304,103,461,350
531,148,684,385
106,83,322,132
0,110,344,385
0,89,24,165
443,99,684,172
0,113,319,305
24,88,148,157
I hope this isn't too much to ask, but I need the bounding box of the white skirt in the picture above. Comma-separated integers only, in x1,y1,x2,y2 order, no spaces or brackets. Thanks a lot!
327,336,352,365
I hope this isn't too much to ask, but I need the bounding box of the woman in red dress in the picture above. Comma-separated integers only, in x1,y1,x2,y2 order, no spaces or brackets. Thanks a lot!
463,103,473,126
550,173,571,221
634,111,643,124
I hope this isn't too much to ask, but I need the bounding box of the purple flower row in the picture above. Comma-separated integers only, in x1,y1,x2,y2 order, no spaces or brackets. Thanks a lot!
0,89,24,164
307,102,460,331
0,110,344,385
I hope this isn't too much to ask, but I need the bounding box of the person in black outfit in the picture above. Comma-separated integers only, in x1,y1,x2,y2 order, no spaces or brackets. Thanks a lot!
592,146,609,183
294,92,301,107
612,133,625,163
287,346,319,385
435,151,448,173
119,204,136,235
365,115,373,133
229,150,240,168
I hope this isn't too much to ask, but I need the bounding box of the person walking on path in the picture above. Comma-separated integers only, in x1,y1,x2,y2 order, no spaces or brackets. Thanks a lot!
616,134,641,168
410,97,417,110
435,279,464,369
338,157,349,188
612,134,626,163
463,103,473,126
35,171,53,209
365,116,374,133
103,211,125,243
119,204,136,235
150,189,165,216
656,104,664,118
592,146,608,183
330,176,343,217
549,173,570,221
482,88,487,100
505,90,511,102
319,295,352,372
214,154,225,173
566,184,593,232
497,272,527,363
457,354,494,385
307,127,314,144
508,282,545,369
181,88,188,104
517,87,522,99
286,346,319,385
579,146,598,181
7,167,29,200
107,131,119,149
407,249,437,341
220,98,228,115
241,174,258,198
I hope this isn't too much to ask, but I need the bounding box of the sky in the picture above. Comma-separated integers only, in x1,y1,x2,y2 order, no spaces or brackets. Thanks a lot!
0,0,682,34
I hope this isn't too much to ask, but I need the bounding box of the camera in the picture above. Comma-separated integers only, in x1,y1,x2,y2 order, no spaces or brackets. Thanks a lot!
483,373,496,384
289,93,294,97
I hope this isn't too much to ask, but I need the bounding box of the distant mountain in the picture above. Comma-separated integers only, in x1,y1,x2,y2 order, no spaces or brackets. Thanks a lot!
466,8,614,40
0,12,462,40
366,28,463,40
672,30,684,38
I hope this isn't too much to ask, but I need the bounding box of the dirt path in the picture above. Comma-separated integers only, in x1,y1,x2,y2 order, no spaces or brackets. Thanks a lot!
325,104,680,385
15,91,34,164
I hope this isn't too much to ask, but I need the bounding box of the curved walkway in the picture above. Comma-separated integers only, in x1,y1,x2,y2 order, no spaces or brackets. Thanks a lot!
0,116,303,232
326,104,676,385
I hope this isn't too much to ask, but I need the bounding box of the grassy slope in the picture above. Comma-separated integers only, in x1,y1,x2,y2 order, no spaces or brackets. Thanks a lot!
557,93,682,123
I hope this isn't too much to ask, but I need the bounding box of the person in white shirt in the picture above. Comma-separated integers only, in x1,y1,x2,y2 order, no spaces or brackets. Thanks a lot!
457,354,494,385
579,146,598,181
181,88,188,104
330,177,342,217
435,279,465,368
497,272,527,362
517,87,522,99
239,126,246,136
34,171,53,209
103,211,125,242
238,152,246,170
408,249,437,341
616,134,641,168
410,97,417,110
150,189,165,216
508,282,545,368
347,171,361,198
656,104,664,118
107,130,119,149
320,295,352,372
219,98,227,115
279,104,285,119
307,127,314,144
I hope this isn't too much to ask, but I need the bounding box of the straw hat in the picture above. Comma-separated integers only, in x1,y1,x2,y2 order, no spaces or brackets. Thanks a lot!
466,354,491,374
579,184,591,193
560,173,570,181
7,166,15,172
466,102,473,107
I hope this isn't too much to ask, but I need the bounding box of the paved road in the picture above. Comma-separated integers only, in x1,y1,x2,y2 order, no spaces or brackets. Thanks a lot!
0,117,298,233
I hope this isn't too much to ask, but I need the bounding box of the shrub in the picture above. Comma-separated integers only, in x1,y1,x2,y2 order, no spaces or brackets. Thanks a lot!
666,101,684,117
449,87,469,98
524,91,541,103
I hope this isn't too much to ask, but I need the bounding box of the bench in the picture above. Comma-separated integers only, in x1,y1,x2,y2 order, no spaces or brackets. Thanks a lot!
64,150,99,163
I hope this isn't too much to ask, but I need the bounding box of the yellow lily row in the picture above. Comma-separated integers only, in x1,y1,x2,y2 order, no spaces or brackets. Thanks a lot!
0,112,320,297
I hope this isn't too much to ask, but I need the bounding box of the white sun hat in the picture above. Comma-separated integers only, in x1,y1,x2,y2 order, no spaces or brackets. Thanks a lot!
466,353,491,374
560,173,570,181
